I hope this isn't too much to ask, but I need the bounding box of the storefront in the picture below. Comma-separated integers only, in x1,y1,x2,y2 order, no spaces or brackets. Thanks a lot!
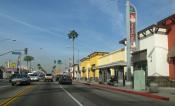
132,50,148,85
98,62,126,86
80,52,108,81
98,49,127,86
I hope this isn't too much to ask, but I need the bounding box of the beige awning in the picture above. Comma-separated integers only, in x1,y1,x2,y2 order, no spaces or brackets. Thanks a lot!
168,46,175,58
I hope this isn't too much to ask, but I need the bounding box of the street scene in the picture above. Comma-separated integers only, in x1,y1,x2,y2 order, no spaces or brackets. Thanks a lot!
0,0,175,106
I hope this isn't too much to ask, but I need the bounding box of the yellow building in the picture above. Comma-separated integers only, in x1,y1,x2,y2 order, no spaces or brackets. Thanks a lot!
80,52,108,81
98,48,126,85
80,57,90,80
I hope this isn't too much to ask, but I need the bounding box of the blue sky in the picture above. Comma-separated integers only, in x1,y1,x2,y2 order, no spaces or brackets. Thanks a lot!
0,0,174,72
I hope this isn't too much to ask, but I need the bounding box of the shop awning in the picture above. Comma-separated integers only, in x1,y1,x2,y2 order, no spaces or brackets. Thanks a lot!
168,46,175,58
98,61,126,69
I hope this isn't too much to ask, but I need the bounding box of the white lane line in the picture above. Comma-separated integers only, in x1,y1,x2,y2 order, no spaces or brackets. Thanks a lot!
59,85,83,106
0,85,10,89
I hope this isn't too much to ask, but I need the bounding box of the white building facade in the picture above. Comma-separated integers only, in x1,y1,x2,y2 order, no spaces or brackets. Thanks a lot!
134,24,169,77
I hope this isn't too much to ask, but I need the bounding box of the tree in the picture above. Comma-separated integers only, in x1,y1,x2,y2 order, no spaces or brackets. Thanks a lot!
24,55,34,71
37,64,46,73
37,64,42,70
68,30,78,79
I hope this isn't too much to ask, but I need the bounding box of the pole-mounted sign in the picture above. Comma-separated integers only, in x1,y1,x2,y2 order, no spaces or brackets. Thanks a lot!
130,4,137,52
12,51,22,55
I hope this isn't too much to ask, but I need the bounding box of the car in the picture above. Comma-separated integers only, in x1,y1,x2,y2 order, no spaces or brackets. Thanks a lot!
9,74,18,83
11,74,31,86
44,74,53,82
55,75,63,81
28,74,39,81
59,75,72,84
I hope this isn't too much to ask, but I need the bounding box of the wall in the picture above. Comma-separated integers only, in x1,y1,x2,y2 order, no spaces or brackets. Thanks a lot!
80,59,89,78
168,25,175,80
139,32,168,76
98,49,125,66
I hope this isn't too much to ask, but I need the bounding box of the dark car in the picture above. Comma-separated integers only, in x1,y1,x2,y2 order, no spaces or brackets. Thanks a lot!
59,75,72,84
56,75,63,81
11,74,31,86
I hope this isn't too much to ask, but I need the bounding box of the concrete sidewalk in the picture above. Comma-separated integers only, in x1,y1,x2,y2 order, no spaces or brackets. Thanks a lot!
74,80,175,101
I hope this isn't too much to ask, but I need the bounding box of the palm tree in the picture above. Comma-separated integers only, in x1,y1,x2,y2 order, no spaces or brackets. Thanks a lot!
68,30,78,79
24,55,34,71
37,64,42,70
37,64,46,73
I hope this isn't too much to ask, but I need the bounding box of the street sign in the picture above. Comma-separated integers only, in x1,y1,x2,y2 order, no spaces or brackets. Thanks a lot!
12,51,22,55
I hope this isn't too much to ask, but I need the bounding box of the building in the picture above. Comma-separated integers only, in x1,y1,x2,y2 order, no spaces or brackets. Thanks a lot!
80,52,108,81
69,64,80,80
132,24,169,86
98,48,127,86
157,14,175,80
80,57,90,81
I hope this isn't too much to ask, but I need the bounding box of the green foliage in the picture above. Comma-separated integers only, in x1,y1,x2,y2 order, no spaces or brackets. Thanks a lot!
68,30,78,40
24,55,34,62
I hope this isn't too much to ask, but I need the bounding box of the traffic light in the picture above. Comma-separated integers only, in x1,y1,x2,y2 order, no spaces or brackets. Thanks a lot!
24,48,28,55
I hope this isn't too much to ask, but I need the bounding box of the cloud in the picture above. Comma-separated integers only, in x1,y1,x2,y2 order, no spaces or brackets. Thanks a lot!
88,0,124,32
0,12,64,38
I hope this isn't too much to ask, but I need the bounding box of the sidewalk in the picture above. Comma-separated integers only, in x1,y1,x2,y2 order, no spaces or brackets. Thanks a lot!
74,80,175,101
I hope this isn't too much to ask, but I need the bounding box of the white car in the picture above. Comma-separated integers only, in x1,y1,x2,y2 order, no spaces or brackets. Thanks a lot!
29,74,39,81
45,74,53,82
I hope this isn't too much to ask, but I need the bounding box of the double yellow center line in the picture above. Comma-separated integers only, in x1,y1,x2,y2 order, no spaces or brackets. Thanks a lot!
0,85,34,106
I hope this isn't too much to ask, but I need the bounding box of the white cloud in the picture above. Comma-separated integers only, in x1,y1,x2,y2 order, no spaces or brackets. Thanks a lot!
88,0,124,32
0,13,64,38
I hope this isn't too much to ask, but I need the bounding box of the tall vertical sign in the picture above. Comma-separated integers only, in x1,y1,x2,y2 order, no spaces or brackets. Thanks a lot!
130,4,137,51
126,0,137,83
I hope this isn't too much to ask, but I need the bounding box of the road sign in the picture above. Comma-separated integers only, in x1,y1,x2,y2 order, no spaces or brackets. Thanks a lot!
12,51,21,55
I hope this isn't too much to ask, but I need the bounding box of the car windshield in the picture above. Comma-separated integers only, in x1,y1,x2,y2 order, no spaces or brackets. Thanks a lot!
1,1,175,106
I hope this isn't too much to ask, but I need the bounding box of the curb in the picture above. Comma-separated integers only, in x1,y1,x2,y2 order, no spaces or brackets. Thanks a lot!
75,81,170,101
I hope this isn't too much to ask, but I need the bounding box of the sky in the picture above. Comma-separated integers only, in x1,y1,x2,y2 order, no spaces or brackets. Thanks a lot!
0,0,175,72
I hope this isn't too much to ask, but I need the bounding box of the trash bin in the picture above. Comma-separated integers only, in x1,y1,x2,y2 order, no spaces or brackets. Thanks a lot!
149,83,159,93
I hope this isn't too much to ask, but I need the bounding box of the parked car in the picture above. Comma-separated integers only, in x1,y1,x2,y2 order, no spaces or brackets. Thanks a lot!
28,74,39,81
44,74,53,82
11,74,31,86
59,75,72,84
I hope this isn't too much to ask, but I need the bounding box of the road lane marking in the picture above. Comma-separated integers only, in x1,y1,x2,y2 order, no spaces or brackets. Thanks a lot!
0,85,34,106
0,85,10,89
59,85,83,106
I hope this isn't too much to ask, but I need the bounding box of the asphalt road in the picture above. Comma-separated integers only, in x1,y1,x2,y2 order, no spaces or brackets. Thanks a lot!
0,81,174,106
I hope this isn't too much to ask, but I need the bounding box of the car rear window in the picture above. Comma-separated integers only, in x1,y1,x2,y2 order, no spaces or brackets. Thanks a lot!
46,74,52,76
